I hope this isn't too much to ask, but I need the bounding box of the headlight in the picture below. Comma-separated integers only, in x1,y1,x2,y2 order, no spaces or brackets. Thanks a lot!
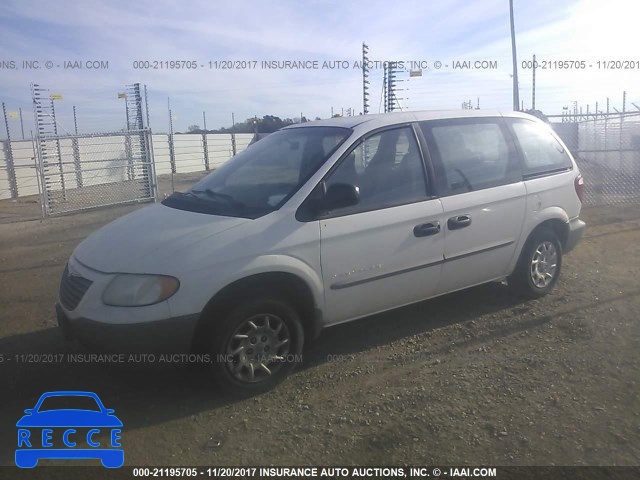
102,274,180,307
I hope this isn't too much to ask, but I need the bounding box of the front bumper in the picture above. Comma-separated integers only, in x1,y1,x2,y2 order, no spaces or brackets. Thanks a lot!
564,217,586,253
57,256,200,353
56,303,199,353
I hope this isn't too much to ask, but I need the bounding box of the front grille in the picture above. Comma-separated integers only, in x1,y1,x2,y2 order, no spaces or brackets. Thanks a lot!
59,264,93,311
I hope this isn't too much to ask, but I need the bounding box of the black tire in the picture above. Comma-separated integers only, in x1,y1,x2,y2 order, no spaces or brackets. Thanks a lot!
207,297,304,395
508,228,563,299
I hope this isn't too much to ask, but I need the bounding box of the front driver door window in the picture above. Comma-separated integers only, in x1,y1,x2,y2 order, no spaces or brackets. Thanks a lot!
324,127,429,216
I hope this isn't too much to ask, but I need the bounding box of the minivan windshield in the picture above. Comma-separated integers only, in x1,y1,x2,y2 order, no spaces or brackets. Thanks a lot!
162,126,351,218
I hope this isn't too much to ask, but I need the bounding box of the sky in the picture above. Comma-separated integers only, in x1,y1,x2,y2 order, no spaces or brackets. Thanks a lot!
0,0,639,138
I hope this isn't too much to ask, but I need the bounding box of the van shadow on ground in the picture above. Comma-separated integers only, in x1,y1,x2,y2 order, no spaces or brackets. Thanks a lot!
1,282,548,464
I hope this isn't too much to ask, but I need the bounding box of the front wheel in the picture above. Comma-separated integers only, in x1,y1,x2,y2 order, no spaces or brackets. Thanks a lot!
508,229,563,298
208,297,304,395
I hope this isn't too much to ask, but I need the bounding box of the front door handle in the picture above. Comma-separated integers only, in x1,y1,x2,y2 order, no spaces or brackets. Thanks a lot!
448,214,472,230
414,221,441,237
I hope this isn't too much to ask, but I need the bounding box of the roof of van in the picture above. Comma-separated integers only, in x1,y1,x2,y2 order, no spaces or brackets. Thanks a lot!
284,110,537,130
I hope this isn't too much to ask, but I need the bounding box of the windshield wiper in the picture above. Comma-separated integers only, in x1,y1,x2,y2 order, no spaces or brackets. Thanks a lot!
191,188,246,209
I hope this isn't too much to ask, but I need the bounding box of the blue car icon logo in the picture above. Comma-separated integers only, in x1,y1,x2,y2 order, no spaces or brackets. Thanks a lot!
16,391,123,468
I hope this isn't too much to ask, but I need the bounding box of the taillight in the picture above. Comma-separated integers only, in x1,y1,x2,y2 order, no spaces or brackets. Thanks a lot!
574,174,585,203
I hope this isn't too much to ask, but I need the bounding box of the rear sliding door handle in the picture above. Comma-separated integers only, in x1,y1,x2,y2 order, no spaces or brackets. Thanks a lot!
448,215,472,230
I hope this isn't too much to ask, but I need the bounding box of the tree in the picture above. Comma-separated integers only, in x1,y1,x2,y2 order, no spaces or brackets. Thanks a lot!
211,115,302,134
524,109,548,122
187,124,201,132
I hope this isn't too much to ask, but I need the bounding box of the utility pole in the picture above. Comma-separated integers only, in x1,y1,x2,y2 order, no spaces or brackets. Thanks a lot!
605,97,609,161
509,0,520,110
202,110,209,170
168,97,176,190
73,105,78,135
621,91,626,168
362,42,370,115
531,54,536,110
143,84,150,129
71,105,81,188
19,107,25,139
2,102,18,199
231,112,236,155
385,62,403,112
387,64,394,112
383,65,388,112
50,98,66,201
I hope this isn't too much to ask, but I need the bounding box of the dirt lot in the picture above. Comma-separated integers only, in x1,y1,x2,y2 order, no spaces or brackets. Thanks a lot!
0,181,639,467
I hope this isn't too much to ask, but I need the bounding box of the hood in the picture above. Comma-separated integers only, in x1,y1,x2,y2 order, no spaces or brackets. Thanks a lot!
73,203,249,273
16,410,123,428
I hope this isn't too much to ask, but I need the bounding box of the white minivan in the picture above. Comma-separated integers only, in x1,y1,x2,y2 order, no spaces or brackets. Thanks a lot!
57,110,585,393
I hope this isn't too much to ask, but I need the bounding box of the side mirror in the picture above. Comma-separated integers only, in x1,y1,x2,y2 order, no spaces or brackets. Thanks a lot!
105,409,115,414
24,409,34,414
323,183,360,211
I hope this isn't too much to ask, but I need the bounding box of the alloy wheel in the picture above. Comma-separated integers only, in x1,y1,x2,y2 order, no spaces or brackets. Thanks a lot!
530,240,558,288
224,313,291,383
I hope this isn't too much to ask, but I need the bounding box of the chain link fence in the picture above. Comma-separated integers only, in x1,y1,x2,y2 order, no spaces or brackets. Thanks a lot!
23,83,158,216
152,132,254,195
0,134,257,198
1,83,264,221
36,130,156,216
155,133,253,175
0,140,39,200
0,132,257,221
551,112,640,206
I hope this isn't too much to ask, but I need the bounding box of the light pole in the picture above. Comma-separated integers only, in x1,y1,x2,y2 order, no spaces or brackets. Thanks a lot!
509,0,520,111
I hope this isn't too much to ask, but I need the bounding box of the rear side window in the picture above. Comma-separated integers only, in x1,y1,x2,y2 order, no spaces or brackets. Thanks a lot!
420,119,520,196
508,119,573,177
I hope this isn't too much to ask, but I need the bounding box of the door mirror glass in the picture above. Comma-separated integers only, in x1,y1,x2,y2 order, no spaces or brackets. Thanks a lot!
323,183,360,210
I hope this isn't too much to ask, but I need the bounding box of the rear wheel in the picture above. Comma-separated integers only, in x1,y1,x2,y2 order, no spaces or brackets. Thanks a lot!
208,297,304,395
509,228,563,298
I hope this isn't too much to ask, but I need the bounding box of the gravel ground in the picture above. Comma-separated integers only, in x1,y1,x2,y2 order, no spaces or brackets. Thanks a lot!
0,187,639,467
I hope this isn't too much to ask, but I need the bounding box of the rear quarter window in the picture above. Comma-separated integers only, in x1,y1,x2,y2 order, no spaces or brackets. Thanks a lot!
508,119,573,177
